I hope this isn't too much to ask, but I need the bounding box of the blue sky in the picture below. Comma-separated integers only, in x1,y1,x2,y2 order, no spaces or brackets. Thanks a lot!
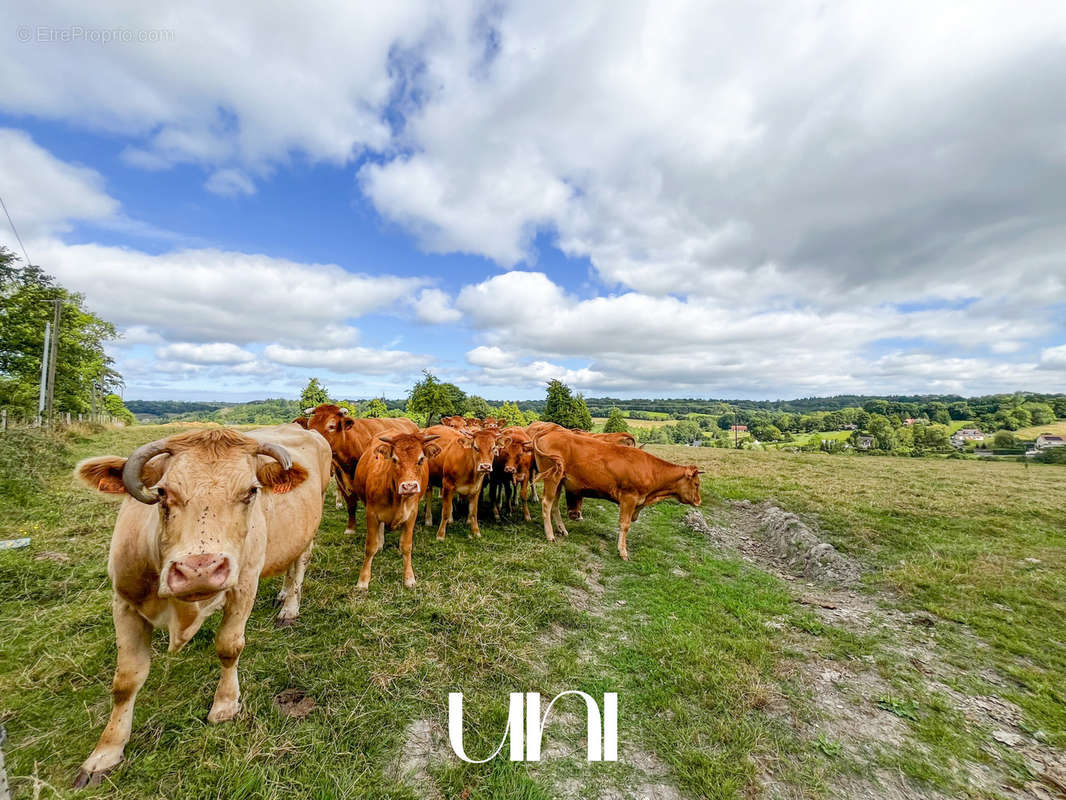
1,1,1064,401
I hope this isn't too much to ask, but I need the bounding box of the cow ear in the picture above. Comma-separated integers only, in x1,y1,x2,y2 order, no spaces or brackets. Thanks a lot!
522,441,534,452
424,443,441,458
75,456,128,494
497,436,511,449
257,460,309,494
375,443,392,458
342,418,355,430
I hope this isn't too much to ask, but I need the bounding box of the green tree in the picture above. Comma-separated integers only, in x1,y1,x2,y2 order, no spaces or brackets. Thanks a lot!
299,377,330,409
1024,402,1055,426
406,370,466,426
103,393,136,426
867,414,898,451
465,395,492,419
364,398,388,418
496,401,527,427
751,423,782,442
603,406,629,433
542,380,591,430
993,430,1016,448
1052,397,1066,418
0,248,121,419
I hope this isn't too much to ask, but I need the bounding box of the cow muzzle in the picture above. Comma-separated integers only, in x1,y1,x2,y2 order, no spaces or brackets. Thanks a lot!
165,553,233,600
504,465,516,474
477,462,493,472
398,480,421,495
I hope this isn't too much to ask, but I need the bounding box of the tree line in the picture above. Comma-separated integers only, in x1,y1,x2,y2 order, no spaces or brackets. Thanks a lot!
0,246,134,425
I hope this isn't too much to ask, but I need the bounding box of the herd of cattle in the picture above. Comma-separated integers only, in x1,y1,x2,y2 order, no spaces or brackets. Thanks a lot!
69,404,703,787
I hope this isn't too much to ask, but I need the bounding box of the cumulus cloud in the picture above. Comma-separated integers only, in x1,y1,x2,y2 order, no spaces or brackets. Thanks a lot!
0,0,480,174
29,239,425,345
413,288,462,324
0,128,117,237
156,342,256,364
264,344,431,374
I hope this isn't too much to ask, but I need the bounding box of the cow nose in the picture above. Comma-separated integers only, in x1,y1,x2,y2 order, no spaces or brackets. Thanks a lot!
504,466,516,473
398,480,420,495
166,553,231,598
478,462,493,472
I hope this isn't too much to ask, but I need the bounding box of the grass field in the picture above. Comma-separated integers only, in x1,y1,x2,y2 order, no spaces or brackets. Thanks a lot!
1,425,1065,798
1012,420,1066,440
590,417,674,431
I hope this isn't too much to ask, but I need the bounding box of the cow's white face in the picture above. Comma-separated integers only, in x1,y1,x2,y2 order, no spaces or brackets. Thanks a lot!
76,430,307,602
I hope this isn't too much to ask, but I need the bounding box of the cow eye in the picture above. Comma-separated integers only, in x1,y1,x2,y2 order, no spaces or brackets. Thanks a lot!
156,487,167,501
417,455,425,464
243,487,259,504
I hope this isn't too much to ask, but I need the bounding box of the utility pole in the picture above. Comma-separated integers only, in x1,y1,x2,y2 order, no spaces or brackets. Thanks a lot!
44,299,61,423
38,321,51,419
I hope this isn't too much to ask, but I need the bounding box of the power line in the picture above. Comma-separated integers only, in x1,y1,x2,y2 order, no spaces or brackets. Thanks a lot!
0,193,32,266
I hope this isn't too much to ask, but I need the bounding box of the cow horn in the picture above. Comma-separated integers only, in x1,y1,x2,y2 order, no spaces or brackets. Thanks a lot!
303,407,316,415
122,439,172,504
422,434,440,443
378,433,397,445
256,442,293,470
460,429,474,437
339,407,350,415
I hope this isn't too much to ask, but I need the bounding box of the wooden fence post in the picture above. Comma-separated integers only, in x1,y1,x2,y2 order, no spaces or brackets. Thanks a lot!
0,409,6,432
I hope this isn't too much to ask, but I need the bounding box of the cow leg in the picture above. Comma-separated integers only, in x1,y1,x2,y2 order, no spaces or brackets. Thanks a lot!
566,489,584,521
207,586,256,724
467,482,483,538
424,489,434,527
334,477,344,510
539,468,567,542
520,478,531,522
343,486,359,536
400,514,417,588
74,596,152,788
490,476,502,521
357,509,382,589
551,490,569,538
276,540,313,627
436,484,455,540
616,496,637,561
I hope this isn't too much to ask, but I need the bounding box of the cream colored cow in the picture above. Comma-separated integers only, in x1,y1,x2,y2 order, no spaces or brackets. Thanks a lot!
72,424,330,788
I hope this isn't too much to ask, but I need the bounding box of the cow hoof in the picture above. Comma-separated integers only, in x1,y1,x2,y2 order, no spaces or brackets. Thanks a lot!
343,527,356,536
273,590,287,607
436,534,446,542
546,535,556,543
619,550,630,561
74,765,118,789
275,615,297,628
207,699,240,724
403,577,417,589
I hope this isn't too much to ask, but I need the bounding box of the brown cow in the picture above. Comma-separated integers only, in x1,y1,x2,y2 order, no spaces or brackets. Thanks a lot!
566,431,638,520
441,415,468,429
352,431,441,589
423,424,502,539
488,426,535,521
533,428,702,560
303,404,417,533
72,425,330,787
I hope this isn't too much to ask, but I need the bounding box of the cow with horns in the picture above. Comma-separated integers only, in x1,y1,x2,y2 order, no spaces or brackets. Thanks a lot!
71,425,331,787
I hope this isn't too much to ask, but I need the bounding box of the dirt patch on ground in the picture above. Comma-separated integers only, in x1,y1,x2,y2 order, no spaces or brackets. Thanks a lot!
685,501,859,586
389,718,450,800
274,688,316,719
685,504,1066,799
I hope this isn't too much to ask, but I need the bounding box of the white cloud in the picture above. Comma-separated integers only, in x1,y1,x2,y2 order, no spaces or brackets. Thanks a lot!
264,344,430,374
156,342,256,364
1039,345,1066,371
413,288,462,324
29,238,426,345
204,168,256,197
0,128,117,238
0,1,480,174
